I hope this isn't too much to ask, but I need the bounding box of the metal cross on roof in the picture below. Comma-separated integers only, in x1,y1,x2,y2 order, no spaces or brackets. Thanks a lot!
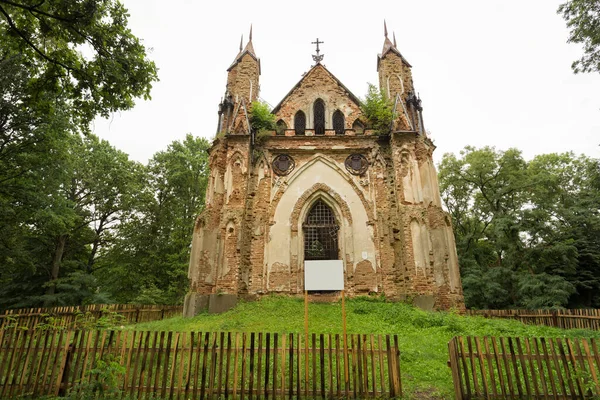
312,38,324,64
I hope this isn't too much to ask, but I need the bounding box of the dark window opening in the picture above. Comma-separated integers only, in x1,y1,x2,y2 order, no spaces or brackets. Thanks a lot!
276,119,287,135
333,110,345,135
314,99,325,135
294,111,306,135
352,119,365,135
303,200,339,260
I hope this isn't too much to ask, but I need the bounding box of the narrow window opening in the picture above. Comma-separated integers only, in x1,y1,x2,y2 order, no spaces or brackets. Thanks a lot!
333,110,345,135
276,119,287,135
294,111,306,135
313,99,325,135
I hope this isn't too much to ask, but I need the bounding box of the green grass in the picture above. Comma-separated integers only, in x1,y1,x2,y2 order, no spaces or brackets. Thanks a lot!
129,296,600,399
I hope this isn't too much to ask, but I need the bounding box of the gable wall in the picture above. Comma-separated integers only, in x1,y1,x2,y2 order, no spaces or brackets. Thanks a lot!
273,66,363,131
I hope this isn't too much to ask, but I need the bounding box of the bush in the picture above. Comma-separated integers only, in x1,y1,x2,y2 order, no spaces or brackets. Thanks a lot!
361,83,395,135
250,101,276,132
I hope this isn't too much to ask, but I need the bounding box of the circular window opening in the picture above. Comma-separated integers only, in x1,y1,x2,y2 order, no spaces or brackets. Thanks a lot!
345,154,369,175
272,154,295,176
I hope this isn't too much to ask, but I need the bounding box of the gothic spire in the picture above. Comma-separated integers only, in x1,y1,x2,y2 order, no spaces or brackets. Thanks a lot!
384,20,388,38
239,34,243,52
393,32,397,48
243,24,255,56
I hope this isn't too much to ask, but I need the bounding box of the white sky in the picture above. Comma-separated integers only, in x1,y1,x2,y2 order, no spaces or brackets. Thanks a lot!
93,0,600,165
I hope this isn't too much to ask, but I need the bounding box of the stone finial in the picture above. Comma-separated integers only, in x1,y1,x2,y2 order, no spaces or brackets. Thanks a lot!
393,32,397,48
239,34,243,52
384,20,388,38
249,24,253,42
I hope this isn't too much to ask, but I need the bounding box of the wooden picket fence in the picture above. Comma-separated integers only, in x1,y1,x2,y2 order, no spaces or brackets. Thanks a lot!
0,328,402,399
448,336,600,399
0,304,183,330
466,309,600,330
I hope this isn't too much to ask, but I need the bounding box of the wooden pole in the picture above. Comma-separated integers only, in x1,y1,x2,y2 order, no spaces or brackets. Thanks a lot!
342,289,350,392
304,290,309,397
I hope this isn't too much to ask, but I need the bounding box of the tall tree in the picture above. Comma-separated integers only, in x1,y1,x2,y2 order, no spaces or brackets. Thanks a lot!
439,147,599,309
97,134,210,304
558,0,600,73
0,0,158,126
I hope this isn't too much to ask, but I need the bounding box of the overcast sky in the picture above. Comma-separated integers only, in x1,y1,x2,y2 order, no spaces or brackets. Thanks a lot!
92,0,600,165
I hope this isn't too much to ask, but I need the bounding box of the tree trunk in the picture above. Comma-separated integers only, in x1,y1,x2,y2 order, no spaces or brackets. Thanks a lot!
46,234,67,301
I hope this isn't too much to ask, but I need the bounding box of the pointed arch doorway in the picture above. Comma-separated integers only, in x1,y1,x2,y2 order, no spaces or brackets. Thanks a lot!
303,199,339,261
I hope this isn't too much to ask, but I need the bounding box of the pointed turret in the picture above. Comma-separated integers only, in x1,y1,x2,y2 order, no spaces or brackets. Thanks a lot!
220,25,261,134
377,21,420,132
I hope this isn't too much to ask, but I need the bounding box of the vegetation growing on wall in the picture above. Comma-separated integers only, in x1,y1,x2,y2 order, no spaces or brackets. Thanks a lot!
361,83,395,135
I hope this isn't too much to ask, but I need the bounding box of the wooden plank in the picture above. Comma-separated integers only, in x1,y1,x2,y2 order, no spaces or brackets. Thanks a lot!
507,337,523,397
336,334,343,398
556,337,577,396
581,339,600,395
200,331,210,400
548,338,568,396
369,335,376,398
281,333,286,399
524,337,540,399
531,338,549,400
327,334,334,398
53,330,73,396
491,336,508,399
160,331,172,399
377,335,385,397
207,332,218,400
154,331,166,396
167,332,180,400
565,338,585,397
540,337,558,397
240,332,248,400
296,333,301,400
39,329,57,395
19,329,41,396
7,328,30,398
224,332,232,400
271,333,277,400
482,337,497,399
474,337,488,399
458,336,472,398
320,334,325,400
264,332,271,399
176,332,187,399
136,330,151,400
256,332,262,400
448,338,463,400
515,337,532,397
312,333,317,398
217,332,225,400
233,332,240,399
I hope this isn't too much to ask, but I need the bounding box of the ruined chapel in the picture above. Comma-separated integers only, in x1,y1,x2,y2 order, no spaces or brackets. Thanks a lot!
183,25,464,316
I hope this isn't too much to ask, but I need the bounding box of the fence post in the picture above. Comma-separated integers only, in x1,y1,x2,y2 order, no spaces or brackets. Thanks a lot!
552,310,558,327
448,338,464,400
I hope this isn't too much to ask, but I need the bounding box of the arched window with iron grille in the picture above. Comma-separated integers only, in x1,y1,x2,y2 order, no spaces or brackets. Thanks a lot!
294,111,306,135
303,199,339,260
333,110,345,135
313,99,325,135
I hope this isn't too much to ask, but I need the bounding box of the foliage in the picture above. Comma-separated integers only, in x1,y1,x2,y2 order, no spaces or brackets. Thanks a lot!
0,0,158,309
0,0,158,126
249,101,276,132
361,83,395,135
65,355,125,399
96,134,210,304
558,0,600,73
438,146,600,309
130,296,600,398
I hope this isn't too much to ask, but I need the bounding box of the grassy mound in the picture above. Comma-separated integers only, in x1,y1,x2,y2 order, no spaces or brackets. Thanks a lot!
130,296,600,398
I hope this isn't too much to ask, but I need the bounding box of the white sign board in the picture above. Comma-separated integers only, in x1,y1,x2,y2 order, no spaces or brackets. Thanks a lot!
304,260,344,291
